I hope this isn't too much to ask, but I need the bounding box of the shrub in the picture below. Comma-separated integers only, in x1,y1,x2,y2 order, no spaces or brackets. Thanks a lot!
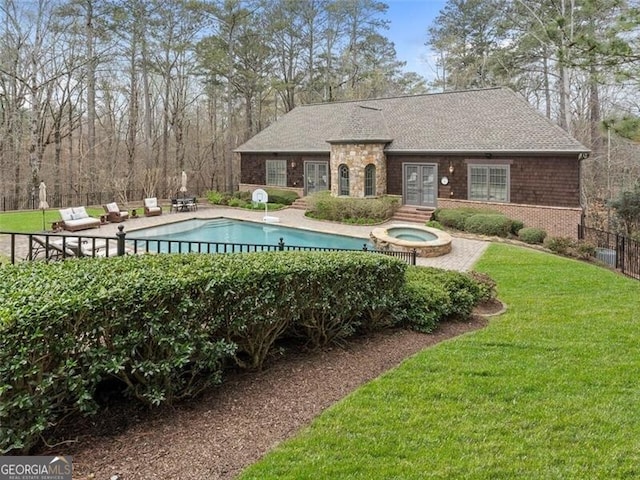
234,190,252,202
306,192,399,223
545,237,596,260
395,280,450,333
0,255,237,453
228,197,247,208
0,251,406,453
518,227,547,244
264,188,299,205
396,267,491,332
464,214,513,237
510,219,525,235
609,182,640,235
468,271,497,303
575,242,597,260
432,208,474,230
545,236,575,255
433,207,496,231
425,220,444,230
283,252,406,347
0,250,492,454
248,202,285,211
206,190,230,205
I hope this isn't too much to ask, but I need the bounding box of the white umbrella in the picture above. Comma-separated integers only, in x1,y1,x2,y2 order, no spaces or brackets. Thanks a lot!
180,171,187,194
38,181,49,231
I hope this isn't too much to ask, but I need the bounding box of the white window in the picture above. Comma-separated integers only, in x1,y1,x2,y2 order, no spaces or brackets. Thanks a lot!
364,164,376,196
266,159,286,186
468,165,509,202
339,164,350,196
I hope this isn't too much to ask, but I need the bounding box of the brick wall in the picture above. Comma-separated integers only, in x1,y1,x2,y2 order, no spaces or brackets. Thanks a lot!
438,198,582,239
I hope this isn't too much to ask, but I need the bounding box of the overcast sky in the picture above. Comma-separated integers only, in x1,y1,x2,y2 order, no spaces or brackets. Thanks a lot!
385,0,446,81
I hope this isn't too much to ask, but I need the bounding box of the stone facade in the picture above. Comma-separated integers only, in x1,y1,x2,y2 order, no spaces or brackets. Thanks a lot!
329,143,387,197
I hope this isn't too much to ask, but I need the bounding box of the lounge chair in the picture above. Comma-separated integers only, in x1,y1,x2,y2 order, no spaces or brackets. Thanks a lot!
103,202,129,223
144,197,162,217
59,207,101,232
27,236,79,261
76,238,124,257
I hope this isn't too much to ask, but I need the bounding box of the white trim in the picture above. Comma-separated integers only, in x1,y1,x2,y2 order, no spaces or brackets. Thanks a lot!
467,164,511,203
266,159,287,187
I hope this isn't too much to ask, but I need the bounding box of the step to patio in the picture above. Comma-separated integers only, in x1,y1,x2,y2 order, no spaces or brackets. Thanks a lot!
290,197,308,210
391,205,434,224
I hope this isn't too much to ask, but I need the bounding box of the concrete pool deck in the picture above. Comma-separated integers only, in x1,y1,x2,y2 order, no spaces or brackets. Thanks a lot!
3,205,489,272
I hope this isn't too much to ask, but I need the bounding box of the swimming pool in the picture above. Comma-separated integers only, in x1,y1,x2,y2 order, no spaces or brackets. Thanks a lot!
128,218,372,251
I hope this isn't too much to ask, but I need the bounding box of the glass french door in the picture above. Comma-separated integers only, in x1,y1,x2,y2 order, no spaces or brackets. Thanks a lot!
304,161,329,195
404,164,437,207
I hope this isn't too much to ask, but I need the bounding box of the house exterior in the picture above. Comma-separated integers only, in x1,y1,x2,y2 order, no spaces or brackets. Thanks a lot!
236,87,590,238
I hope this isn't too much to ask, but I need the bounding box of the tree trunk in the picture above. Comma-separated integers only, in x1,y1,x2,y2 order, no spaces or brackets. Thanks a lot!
126,45,138,185
86,0,96,172
542,48,551,119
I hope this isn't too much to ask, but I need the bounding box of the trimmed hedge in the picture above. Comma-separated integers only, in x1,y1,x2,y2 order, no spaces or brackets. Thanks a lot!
396,267,493,333
464,214,514,237
0,251,406,453
306,192,399,223
205,189,298,207
0,252,492,454
433,208,524,238
432,207,496,230
518,227,547,244
264,188,299,205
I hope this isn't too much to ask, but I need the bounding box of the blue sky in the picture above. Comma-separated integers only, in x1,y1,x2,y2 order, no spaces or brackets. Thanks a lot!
385,0,447,80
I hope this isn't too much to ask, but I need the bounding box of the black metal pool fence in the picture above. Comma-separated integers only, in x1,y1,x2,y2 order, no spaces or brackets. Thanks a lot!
1,190,148,212
578,224,640,280
2,227,417,266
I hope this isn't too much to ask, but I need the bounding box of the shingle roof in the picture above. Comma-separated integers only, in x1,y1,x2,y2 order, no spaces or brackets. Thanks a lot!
235,87,589,154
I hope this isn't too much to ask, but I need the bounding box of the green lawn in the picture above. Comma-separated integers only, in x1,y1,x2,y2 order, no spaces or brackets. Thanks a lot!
239,244,640,479
0,208,104,233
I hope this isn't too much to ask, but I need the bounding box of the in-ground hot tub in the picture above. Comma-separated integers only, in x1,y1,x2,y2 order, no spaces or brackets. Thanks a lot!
370,224,452,258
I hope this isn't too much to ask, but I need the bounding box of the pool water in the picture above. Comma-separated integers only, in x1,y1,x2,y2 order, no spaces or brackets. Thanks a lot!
388,227,438,242
128,218,371,251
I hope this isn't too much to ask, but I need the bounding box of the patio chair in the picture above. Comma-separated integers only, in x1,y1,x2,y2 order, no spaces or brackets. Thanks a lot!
144,197,163,217
77,238,128,257
171,196,198,213
103,202,129,223
185,196,198,211
27,236,79,261
59,206,101,231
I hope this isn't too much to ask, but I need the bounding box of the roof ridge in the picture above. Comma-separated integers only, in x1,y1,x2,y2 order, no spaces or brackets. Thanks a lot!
299,86,507,108
235,87,590,154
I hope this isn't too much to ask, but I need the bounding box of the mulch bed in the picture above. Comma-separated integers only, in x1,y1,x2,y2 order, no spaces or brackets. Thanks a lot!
41,303,502,480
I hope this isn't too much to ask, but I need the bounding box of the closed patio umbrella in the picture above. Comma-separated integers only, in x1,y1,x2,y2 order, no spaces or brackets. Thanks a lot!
180,171,187,195
38,181,49,231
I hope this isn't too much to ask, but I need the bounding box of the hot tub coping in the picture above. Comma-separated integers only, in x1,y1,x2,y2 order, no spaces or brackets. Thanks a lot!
370,224,453,257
